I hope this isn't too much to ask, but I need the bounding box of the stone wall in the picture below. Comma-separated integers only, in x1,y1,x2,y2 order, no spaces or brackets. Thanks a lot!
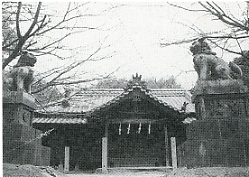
178,93,249,168
3,91,50,166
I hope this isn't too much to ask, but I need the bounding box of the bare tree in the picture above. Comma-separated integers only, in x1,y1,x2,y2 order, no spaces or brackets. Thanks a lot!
2,2,121,95
2,2,123,110
161,2,249,56
2,2,117,68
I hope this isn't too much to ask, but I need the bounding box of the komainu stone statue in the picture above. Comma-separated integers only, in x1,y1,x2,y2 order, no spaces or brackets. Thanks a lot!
233,50,249,88
177,39,249,169
190,38,248,99
190,38,243,81
4,52,37,94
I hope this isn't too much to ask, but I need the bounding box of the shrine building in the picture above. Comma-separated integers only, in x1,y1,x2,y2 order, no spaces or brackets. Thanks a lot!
33,74,195,172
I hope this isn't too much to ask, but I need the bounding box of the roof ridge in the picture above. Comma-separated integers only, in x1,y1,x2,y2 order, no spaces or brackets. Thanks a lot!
82,88,124,91
150,88,189,91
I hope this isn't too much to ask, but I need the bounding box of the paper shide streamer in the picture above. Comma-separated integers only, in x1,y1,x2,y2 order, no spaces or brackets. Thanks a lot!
127,123,130,134
119,122,121,135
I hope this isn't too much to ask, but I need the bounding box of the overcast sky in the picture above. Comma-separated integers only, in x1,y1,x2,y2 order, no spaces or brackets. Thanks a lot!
34,2,247,90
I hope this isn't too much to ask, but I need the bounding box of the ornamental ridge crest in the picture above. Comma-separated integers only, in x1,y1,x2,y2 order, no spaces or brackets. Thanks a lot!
124,73,149,92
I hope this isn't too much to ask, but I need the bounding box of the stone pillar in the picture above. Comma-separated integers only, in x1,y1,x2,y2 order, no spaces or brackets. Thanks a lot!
184,40,249,168
3,91,50,166
64,146,70,173
180,93,249,168
171,137,177,169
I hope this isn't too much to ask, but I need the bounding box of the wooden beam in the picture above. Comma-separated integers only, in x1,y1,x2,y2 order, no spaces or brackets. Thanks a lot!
171,137,177,169
104,119,109,137
119,111,159,115
109,119,164,124
164,125,169,167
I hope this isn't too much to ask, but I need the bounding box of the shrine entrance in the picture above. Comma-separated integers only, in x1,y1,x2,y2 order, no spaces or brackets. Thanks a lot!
34,74,192,172
108,122,167,167
88,76,187,170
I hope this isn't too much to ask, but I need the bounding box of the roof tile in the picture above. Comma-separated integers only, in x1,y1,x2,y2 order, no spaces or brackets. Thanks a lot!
33,117,87,124
34,88,195,124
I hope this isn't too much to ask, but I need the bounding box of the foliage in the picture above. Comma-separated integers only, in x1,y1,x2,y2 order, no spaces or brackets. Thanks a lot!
93,76,181,89
146,76,181,89
93,77,128,89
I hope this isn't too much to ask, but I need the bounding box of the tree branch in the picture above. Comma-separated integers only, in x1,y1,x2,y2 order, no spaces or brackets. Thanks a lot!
24,2,42,38
2,2,43,69
207,38,242,55
160,35,249,47
167,2,208,12
29,14,47,37
42,90,81,108
31,46,102,94
16,2,22,38
199,2,249,31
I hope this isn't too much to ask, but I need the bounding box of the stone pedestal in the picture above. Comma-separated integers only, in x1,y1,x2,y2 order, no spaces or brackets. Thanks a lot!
178,92,249,167
194,93,249,120
3,91,50,166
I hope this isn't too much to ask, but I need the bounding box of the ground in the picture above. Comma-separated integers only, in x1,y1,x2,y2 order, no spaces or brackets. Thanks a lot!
3,163,66,177
65,167,249,177
66,171,166,177
167,167,249,177
3,164,249,177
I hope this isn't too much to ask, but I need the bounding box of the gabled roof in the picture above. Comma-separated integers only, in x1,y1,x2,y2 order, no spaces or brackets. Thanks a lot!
33,74,195,124
35,88,194,113
33,88,195,124
85,86,195,117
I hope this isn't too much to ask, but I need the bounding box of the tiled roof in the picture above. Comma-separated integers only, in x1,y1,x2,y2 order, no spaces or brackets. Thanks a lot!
86,87,194,115
33,88,195,124
33,117,87,124
150,89,195,113
40,89,123,113
37,88,195,114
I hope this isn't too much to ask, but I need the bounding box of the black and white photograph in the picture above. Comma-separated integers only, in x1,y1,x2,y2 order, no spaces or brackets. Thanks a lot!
2,1,249,177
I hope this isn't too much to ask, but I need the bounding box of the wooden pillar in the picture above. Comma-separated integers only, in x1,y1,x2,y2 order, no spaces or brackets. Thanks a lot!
102,120,109,173
171,137,177,169
64,146,70,173
102,137,108,173
164,125,169,167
